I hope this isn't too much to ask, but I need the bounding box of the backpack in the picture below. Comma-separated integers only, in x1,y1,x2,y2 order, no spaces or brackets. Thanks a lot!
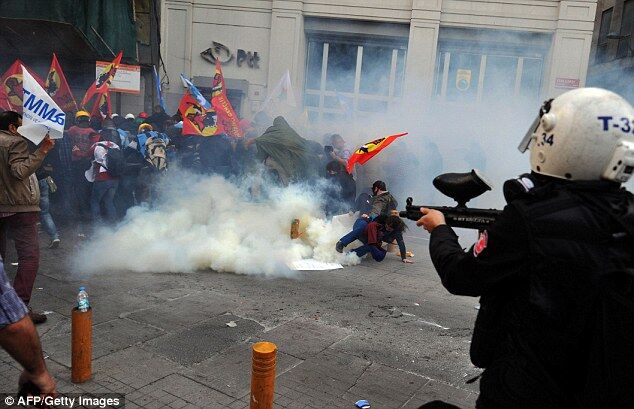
104,146,125,177
145,136,168,171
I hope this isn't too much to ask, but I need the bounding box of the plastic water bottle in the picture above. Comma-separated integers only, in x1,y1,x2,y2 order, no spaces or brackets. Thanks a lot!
77,287,89,312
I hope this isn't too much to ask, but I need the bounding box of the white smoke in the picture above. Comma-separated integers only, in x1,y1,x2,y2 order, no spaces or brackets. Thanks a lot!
74,170,359,277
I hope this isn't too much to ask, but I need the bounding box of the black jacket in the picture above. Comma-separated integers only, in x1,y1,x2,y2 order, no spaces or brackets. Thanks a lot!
429,179,634,409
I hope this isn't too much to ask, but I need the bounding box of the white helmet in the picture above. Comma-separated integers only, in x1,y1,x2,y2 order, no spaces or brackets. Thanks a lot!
518,88,634,182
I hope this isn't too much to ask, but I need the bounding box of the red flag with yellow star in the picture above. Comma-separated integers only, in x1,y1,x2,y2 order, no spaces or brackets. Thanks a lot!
178,91,222,137
46,53,78,113
90,92,112,119
81,51,122,108
1,59,46,112
346,132,408,174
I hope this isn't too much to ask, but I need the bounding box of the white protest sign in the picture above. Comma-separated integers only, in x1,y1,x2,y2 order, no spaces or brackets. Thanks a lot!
18,66,65,145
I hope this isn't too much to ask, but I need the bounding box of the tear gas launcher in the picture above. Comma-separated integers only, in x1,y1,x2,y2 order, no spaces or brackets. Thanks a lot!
399,170,502,231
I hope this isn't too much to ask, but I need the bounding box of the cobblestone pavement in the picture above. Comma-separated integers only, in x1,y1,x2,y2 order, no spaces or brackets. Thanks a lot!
0,227,481,408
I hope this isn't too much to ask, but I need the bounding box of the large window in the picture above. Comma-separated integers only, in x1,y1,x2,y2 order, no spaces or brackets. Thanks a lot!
617,0,633,58
434,30,549,104
597,8,614,63
304,37,406,123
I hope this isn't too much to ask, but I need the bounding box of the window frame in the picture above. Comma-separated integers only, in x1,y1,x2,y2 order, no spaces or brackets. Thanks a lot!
304,34,407,123
596,7,614,63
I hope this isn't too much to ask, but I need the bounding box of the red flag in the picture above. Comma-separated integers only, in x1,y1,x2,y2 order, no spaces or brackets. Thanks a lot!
1,59,45,112
0,87,11,111
346,132,408,174
81,51,122,108
46,53,78,113
211,60,243,138
90,92,112,119
178,91,222,137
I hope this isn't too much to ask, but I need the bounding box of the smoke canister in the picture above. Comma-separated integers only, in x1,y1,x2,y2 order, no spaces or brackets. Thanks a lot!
290,219,300,239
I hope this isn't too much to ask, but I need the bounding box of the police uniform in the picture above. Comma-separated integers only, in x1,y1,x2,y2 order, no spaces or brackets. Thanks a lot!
429,177,634,409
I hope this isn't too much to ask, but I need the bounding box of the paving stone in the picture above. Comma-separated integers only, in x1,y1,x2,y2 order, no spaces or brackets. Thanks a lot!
274,350,372,408
92,346,182,389
404,379,477,409
140,314,264,365
257,318,352,359
144,373,235,407
38,313,72,341
125,291,238,332
93,317,166,346
340,362,429,409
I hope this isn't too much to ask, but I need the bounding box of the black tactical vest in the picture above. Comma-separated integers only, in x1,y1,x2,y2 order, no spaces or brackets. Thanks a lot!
474,180,634,408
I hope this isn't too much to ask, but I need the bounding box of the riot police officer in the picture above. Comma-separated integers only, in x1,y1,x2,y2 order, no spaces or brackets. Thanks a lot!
417,88,634,408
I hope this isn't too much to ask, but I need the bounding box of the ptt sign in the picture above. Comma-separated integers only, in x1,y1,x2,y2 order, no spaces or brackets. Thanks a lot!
201,41,260,69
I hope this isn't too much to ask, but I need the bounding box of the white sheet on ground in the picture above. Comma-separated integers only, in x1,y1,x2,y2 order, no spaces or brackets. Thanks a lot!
288,259,344,271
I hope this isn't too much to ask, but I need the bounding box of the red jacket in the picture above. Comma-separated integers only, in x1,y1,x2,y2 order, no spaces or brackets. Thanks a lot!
365,221,383,247
68,126,99,161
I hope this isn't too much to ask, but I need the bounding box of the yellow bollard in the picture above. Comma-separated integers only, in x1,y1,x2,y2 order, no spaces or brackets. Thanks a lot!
250,342,277,409
71,307,92,383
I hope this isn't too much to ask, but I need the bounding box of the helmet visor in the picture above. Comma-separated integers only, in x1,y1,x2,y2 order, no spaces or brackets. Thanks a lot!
518,113,541,153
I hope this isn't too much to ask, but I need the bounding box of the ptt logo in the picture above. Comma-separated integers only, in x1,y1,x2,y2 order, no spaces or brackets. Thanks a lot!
23,88,65,126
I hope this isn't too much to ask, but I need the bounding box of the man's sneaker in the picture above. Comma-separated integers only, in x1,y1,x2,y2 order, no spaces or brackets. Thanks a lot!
335,241,344,253
49,238,60,249
28,307,47,325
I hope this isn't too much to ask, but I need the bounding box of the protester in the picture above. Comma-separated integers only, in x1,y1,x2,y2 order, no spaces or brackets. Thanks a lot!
199,134,234,177
35,154,60,248
68,111,98,221
54,119,76,222
335,180,397,253
0,258,56,395
0,111,55,324
99,118,119,146
124,113,136,128
136,123,170,158
136,111,149,126
89,116,102,131
327,134,351,167
351,215,412,263
115,138,145,217
137,134,169,206
147,105,170,132
324,160,356,214
86,134,120,224
170,124,201,172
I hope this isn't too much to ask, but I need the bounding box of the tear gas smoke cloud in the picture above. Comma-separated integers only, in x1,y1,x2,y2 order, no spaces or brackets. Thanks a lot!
75,169,359,277
76,26,633,275
295,27,634,208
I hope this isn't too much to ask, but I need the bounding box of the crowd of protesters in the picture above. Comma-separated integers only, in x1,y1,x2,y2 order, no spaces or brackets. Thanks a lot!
38,106,363,233
0,105,413,326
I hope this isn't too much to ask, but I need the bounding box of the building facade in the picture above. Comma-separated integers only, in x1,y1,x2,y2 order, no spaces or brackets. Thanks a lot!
160,0,598,120
0,0,162,117
587,0,633,102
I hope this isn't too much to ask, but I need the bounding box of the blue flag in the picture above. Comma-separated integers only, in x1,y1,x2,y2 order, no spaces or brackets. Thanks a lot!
153,66,166,111
180,74,211,110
